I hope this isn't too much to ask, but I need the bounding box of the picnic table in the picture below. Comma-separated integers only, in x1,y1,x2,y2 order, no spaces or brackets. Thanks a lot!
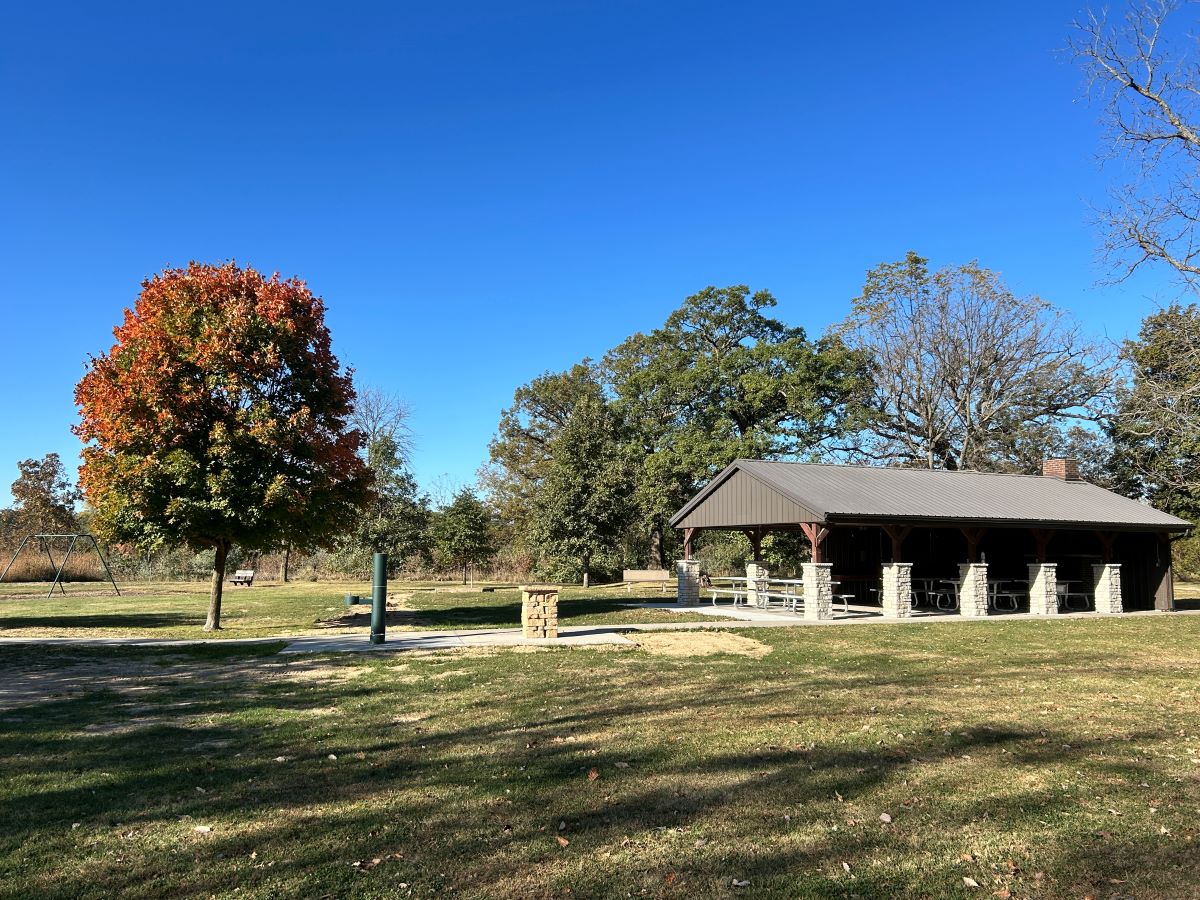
1057,581,1092,611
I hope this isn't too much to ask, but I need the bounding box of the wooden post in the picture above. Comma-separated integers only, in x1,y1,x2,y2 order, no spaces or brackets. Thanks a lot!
1030,528,1053,563
880,524,911,563
960,527,987,563
741,527,764,562
1096,531,1117,563
799,522,830,564
683,527,695,561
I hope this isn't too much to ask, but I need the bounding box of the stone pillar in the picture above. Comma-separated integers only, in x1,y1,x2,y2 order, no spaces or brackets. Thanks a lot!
881,562,912,618
745,562,769,607
1027,563,1058,616
521,585,559,638
676,559,700,606
1093,563,1123,614
958,563,989,617
802,562,834,620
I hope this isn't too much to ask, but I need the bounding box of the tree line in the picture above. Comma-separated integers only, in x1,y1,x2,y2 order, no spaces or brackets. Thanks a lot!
6,1,1200,627
5,253,1200,612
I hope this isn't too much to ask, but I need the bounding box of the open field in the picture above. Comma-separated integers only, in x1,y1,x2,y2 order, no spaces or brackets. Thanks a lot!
0,580,708,640
1,615,1199,898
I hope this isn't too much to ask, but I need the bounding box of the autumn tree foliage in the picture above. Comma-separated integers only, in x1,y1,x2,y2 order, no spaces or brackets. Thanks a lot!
75,262,371,630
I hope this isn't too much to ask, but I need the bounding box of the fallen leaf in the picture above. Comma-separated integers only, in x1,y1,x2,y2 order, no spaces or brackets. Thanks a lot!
731,878,750,888
880,813,893,824
842,862,852,873
963,876,980,888
615,761,630,769
556,836,570,847
193,825,212,834
587,767,600,782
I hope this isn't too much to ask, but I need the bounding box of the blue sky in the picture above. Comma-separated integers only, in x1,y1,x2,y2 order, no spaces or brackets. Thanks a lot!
0,1,1185,505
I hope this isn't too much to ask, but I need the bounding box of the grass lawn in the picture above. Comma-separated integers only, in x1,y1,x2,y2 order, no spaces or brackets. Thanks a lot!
0,580,708,640
1,615,1199,898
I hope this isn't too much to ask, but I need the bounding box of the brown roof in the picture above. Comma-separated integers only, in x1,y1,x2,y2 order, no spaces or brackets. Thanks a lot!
670,460,1192,532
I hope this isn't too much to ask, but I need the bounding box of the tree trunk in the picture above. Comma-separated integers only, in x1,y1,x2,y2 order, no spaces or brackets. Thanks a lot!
461,564,467,585
650,521,665,569
282,544,290,583
582,554,590,590
205,542,228,631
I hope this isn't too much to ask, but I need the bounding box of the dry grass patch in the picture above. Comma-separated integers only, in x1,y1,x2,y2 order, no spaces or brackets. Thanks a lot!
635,630,771,657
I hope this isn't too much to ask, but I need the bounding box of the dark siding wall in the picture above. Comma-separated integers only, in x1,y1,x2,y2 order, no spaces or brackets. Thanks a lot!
676,470,821,529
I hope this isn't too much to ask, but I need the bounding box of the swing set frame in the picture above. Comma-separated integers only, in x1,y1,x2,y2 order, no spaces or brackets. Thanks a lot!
0,533,122,598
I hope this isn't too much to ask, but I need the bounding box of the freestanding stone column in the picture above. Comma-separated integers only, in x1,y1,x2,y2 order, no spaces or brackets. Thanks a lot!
958,563,989,617
802,562,834,620
1093,563,1123,614
881,562,912,618
676,559,700,606
745,562,769,607
521,585,559,638
1027,563,1059,616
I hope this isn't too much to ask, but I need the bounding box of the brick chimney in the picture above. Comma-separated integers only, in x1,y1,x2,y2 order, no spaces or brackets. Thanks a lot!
1042,458,1080,481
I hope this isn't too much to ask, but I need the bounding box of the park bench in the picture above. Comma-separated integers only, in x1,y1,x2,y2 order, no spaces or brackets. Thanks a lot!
623,568,672,594
229,569,255,587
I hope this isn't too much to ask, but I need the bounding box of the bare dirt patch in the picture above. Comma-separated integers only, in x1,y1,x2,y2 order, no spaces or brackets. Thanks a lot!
634,631,770,658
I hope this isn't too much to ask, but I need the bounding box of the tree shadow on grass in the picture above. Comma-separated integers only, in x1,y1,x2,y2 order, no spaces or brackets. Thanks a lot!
0,612,200,631
0,639,1197,898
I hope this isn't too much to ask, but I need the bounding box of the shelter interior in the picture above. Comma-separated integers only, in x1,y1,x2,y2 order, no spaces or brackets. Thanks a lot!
708,522,1176,612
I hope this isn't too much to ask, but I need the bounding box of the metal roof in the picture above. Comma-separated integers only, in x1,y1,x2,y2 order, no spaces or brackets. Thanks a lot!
670,460,1192,532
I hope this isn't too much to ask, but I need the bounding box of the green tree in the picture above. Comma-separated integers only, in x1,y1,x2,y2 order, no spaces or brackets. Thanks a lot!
9,453,81,535
74,262,372,630
530,392,633,587
1112,304,1200,519
604,285,866,565
481,362,603,547
431,488,495,584
343,432,431,573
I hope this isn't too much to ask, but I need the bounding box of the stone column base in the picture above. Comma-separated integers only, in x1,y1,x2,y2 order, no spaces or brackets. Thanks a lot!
1093,563,1123,614
802,562,833,620
676,559,700,606
745,562,769,607
1027,563,1058,616
881,562,912,618
521,585,559,638
958,563,989,617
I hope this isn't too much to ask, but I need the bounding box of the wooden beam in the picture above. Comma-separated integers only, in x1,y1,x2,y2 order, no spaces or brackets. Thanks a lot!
798,522,830,564
960,527,987,563
880,524,912,563
1030,528,1054,563
683,527,696,561
741,527,764,562
1096,530,1117,563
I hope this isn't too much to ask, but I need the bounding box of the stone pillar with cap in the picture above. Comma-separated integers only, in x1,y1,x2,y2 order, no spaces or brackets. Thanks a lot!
1093,563,1123,614
958,563,989,617
676,559,701,606
881,562,912,618
1027,563,1058,615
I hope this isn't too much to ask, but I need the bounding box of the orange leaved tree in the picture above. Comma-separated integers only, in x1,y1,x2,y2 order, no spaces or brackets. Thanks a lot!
75,262,372,630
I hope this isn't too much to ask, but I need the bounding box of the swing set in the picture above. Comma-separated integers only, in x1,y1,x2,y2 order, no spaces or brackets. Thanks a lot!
0,533,121,598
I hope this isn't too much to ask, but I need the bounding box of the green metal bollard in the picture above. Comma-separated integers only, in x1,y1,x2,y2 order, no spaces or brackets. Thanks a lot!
370,552,387,644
